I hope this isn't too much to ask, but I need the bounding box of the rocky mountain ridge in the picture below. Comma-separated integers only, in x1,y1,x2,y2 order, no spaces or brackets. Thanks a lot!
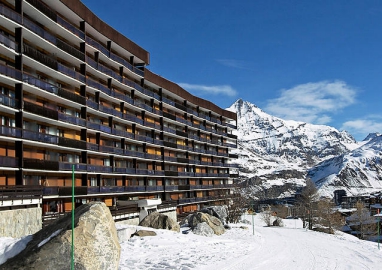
228,99,382,198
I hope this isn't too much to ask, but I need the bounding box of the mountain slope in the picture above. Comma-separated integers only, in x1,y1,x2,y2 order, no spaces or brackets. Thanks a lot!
227,99,362,197
308,134,382,196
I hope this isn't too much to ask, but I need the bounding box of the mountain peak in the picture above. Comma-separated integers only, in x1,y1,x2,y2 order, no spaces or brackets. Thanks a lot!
362,132,381,142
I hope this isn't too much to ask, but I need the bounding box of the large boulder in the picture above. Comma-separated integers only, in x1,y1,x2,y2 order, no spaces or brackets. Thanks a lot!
201,206,228,224
193,222,214,237
189,212,225,235
139,211,180,232
0,202,120,270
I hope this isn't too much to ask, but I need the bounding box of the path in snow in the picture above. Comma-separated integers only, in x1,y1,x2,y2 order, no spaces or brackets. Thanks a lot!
117,215,382,270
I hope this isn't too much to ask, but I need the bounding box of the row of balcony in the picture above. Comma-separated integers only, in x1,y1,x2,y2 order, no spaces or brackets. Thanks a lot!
0,61,236,142
22,1,237,130
41,185,233,196
2,157,233,177
24,0,145,78
1,4,237,129
0,125,234,161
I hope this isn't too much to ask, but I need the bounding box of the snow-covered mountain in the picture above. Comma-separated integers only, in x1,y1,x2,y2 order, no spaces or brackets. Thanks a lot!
228,99,382,198
308,133,382,197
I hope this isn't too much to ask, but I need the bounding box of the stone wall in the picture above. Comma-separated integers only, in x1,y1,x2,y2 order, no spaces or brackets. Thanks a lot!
0,207,42,238
116,217,140,226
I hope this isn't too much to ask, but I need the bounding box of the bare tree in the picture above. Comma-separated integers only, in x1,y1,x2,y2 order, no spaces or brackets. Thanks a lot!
260,209,273,226
296,178,319,230
220,182,251,223
347,201,376,240
316,198,344,234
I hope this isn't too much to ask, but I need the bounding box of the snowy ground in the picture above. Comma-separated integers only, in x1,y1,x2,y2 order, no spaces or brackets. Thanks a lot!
1,214,382,269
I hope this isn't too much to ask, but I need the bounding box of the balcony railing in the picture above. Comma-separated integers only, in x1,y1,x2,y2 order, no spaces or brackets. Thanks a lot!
0,156,18,167
58,136,87,149
0,63,23,81
58,113,86,126
23,158,59,170
57,15,84,39
23,130,58,145
24,101,58,120
0,93,18,108
0,4,22,24
0,32,17,51
0,185,42,203
22,73,59,94
0,125,21,138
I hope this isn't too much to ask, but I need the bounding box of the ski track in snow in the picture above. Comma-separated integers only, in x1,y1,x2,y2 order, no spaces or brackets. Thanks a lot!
116,216,382,270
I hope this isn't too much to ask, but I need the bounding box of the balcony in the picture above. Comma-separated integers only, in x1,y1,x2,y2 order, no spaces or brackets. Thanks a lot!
111,129,134,139
124,149,145,158
0,125,21,138
146,186,164,192
87,77,111,96
24,101,58,120
58,113,86,126
125,186,145,192
0,93,18,108
57,15,84,39
57,88,86,105
0,185,42,205
85,36,110,57
162,97,175,107
57,63,85,83
87,164,112,173
99,145,124,155
0,31,17,51
164,185,178,191
26,0,57,21
0,4,22,24
0,63,22,81
164,171,178,177
22,73,59,94
0,156,18,167
23,158,59,170
113,92,133,105
58,162,87,171
23,130,58,145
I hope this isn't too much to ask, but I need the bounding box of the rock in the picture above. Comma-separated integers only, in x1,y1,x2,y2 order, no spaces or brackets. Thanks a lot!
240,226,249,230
139,211,180,232
224,224,232,230
179,214,193,227
189,212,225,235
0,202,120,270
201,206,228,224
273,217,284,227
193,222,214,237
134,230,157,237
117,227,136,242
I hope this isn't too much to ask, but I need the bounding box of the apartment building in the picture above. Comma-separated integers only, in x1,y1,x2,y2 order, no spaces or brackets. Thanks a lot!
0,0,238,223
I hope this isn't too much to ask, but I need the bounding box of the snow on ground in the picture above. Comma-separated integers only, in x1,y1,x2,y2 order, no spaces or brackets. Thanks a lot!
1,214,382,269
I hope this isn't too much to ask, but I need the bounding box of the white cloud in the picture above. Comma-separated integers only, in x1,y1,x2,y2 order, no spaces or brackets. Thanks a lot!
178,83,237,97
341,116,382,140
216,59,247,69
265,80,357,124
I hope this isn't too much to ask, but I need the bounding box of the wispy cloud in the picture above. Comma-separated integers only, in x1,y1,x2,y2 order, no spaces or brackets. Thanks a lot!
178,83,237,97
265,80,357,124
341,115,382,140
216,59,247,69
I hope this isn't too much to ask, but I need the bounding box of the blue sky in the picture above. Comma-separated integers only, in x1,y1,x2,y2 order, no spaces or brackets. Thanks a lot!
81,0,382,141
